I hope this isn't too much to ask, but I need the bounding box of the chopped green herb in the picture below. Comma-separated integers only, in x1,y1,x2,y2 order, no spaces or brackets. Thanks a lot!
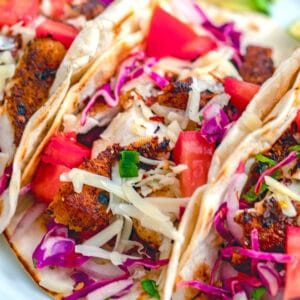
288,145,300,155
33,258,37,269
243,169,281,203
119,151,140,178
199,115,203,122
119,161,139,178
205,0,274,15
251,0,271,15
251,286,266,300
141,279,160,299
254,154,276,166
120,150,140,163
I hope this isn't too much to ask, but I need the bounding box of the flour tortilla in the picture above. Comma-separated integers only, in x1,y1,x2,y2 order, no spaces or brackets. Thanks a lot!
171,48,300,299
4,1,300,300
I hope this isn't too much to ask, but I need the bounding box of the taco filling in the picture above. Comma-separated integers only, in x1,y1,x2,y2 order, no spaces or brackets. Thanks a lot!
7,1,295,299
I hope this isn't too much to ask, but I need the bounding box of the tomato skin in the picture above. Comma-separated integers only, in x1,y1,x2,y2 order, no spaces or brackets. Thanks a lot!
36,18,79,49
294,110,300,131
146,6,217,60
0,0,39,27
31,162,70,204
224,77,260,112
41,132,91,168
284,226,300,300
173,131,215,197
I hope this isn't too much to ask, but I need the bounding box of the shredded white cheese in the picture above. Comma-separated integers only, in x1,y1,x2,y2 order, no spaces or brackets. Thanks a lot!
265,176,300,217
75,245,141,266
265,176,300,202
84,218,124,247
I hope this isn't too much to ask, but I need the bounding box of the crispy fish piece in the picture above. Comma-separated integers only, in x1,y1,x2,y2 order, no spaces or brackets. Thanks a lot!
49,138,171,235
5,38,66,146
239,45,274,85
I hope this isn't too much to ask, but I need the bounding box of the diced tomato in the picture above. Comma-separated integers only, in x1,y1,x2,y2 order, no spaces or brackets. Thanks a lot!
31,162,70,204
36,18,79,48
173,131,215,197
45,0,67,20
0,0,39,27
146,6,217,60
224,77,260,112
41,132,91,168
284,226,300,300
294,110,300,131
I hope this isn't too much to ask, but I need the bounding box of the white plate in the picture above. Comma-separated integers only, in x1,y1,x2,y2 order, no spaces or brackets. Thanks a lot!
0,1,299,299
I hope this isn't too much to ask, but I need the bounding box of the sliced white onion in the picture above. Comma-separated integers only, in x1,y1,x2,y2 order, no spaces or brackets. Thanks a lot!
86,278,133,300
186,77,209,122
78,260,125,280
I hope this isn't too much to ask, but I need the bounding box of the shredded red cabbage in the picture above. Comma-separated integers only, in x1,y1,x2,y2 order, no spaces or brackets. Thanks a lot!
0,164,12,194
114,51,146,103
32,222,88,269
200,103,230,143
177,280,230,298
193,3,242,65
221,246,293,264
81,83,115,125
71,270,95,287
254,151,298,193
257,262,281,296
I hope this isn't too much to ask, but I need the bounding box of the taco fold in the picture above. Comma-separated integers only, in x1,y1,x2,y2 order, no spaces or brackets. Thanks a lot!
3,0,300,299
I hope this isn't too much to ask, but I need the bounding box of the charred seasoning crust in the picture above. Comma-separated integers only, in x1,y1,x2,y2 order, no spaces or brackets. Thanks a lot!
5,38,66,146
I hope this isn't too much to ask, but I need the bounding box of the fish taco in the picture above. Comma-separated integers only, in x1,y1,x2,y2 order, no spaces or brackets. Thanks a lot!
174,48,300,299
0,0,151,233
3,1,300,299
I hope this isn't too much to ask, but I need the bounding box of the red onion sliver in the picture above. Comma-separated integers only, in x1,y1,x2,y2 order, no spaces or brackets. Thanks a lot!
210,255,222,285
257,262,281,296
19,183,32,195
86,278,133,300
63,274,129,300
221,247,293,264
81,83,115,126
232,290,248,300
0,164,12,194
12,202,46,240
177,280,230,298
254,151,298,194
143,66,169,89
250,228,260,273
225,173,248,242
78,260,125,280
